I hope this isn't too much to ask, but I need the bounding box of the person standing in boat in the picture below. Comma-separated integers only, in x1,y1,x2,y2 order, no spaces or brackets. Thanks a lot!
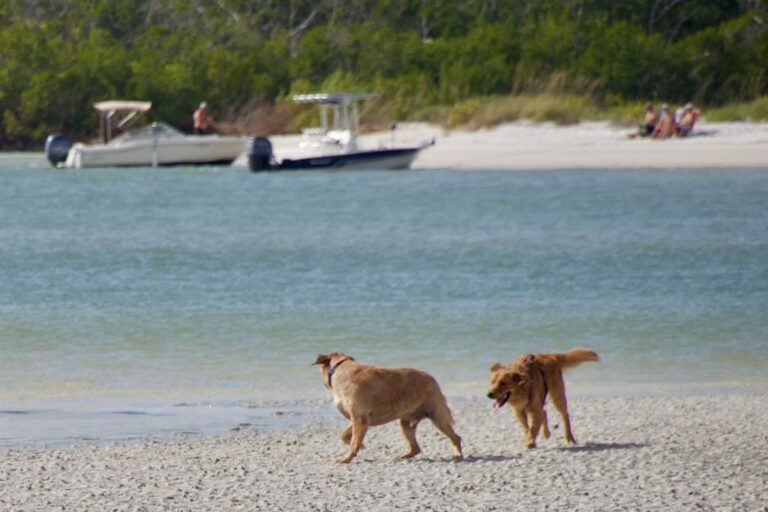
193,101,214,135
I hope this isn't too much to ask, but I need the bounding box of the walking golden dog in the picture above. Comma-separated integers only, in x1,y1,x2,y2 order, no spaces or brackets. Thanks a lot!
313,352,463,463
486,348,599,448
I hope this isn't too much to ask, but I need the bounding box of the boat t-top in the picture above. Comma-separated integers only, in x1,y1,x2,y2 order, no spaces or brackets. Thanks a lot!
243,92,433,171
45,100,247,168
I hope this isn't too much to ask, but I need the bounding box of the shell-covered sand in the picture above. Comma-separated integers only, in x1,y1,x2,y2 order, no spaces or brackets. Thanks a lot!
2,394,766,511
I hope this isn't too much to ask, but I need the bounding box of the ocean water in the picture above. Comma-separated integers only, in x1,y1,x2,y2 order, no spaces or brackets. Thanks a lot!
1,154,767,445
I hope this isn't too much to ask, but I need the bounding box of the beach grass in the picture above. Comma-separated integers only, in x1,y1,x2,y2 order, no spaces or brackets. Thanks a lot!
422,94,599,129
705,96,768,122
436,94,768,130
218,92,768,137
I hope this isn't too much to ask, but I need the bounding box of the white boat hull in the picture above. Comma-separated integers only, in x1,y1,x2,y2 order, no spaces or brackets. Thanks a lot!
64,136,247,168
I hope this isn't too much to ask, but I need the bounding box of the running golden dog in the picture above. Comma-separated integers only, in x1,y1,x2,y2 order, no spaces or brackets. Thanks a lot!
486,348,599,448
313,352,463,463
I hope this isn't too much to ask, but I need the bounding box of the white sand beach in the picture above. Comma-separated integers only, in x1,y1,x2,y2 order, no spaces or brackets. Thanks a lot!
2,394,766,511
351,120,768,170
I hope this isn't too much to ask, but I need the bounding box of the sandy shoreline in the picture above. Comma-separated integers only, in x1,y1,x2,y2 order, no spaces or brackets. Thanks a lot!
358,120,768,170
2,393,765,511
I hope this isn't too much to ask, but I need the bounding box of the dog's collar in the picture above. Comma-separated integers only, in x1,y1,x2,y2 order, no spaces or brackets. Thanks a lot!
328,358,350,388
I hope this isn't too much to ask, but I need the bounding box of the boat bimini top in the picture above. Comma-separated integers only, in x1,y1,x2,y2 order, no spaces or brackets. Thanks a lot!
292,93,375,153
93,100,153,143
292,93,374,105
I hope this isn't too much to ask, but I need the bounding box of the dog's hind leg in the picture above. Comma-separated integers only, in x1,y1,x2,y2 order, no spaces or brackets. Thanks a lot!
397,419,422,459
550,391,576,444
542,409,551,439
337,417,368,463
429,404,463,459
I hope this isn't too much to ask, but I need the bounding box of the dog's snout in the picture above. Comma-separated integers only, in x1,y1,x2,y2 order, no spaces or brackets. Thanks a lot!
486,392,494,399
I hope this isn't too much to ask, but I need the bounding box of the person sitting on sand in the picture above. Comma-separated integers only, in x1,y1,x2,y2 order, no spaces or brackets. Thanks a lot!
193,101,214,135
676,103,700,137
637,103,659,137
652,104,676,139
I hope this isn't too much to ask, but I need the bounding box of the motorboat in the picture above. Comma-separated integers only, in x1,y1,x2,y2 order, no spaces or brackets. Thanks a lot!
44,100,247,168
237,92,433,172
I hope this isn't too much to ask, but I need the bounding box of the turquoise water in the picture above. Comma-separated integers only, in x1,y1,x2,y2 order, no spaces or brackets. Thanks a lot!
1,154,767,444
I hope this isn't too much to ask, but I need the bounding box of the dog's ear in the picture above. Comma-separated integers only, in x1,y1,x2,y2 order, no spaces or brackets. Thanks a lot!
339,353,354,362
327,351,354,362
523,354,536,366
490,362,503,372
313,354,331,366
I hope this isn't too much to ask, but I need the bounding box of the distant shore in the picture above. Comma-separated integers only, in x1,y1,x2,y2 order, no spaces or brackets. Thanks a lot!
2,393,765,511
4,119,768,172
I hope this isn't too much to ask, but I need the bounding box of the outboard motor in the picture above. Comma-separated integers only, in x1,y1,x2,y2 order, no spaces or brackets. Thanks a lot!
247,136,274,172
44,134,72,167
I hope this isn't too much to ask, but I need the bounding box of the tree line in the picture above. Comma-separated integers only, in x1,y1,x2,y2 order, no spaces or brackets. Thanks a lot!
1,0,766,148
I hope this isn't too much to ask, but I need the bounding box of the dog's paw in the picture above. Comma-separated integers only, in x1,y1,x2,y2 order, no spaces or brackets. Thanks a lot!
396,449,421,460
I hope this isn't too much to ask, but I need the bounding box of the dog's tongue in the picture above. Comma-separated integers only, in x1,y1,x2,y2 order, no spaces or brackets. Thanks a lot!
493,398,504,409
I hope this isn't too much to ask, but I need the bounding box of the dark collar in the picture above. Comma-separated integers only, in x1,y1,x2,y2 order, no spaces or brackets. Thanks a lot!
328,358,349,388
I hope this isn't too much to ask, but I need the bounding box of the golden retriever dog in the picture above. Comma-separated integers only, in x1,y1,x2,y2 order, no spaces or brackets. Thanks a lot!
313,352,463,463
486,348,599,448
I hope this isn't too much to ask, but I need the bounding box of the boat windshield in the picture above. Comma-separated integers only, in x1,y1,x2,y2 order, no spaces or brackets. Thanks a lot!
109,122,182,146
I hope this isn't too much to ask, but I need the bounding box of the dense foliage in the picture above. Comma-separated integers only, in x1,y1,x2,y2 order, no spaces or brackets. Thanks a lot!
1,0,767,148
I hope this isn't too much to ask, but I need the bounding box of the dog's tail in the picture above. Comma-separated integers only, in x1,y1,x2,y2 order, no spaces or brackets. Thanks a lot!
556,348,599,370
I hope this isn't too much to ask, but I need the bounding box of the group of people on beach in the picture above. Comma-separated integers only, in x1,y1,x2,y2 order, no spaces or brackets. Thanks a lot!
634,102,700,139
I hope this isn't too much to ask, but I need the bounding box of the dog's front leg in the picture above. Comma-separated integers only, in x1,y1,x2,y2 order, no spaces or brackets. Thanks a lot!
340,423,353,445
337,417,368,463
397,418,422,459
513,408,532,446
527,409,546,448
340,422,366,450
